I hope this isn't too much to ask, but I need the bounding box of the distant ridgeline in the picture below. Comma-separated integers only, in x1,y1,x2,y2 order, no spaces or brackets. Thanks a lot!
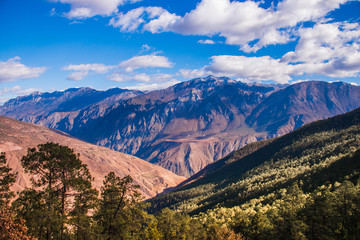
1,76,360,177
148,107,360,239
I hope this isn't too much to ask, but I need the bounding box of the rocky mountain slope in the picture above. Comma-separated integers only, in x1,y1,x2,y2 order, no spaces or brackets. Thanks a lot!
0,87,142,131
1,76,360,177
0,116,185,199
149,106,360,214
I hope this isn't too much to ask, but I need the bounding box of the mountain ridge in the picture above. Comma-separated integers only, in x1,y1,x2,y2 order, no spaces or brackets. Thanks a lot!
1,76,360,177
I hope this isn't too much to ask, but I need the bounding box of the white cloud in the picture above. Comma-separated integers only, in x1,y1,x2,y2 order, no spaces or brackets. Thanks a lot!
110,0,350,52
180,20,360,83
205,55,294,83
108,72,175,83
0,86,41,104
140,44,152,53
62,63,115,81
125,79,180,91
0,57,47,83
178,68,210,79
283,22,360,78
198,39,216,44
132,73,151,82
63,54,173,81
56,0,142,19
109,6,180,32
50,8,56,16
66,71,89,81
62,63,115,73
119,54,174,72
107,73,125,82
0,86,40,96
171,0,348,52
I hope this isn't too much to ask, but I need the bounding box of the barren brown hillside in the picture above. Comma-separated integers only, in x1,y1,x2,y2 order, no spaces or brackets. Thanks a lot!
0,116,185,199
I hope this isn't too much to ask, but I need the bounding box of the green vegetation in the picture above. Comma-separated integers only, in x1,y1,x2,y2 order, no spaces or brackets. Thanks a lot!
0,152,33,239
147,107,360,239
0,152,16,205
1,143,242,239
2,107,360,239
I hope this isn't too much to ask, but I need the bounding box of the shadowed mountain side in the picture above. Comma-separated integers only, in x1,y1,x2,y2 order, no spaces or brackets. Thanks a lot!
0,116,185,199
246,81,360,136
148,107,360,213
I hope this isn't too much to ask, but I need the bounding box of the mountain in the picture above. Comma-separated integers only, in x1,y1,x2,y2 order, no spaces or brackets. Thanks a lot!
1,76,360,177
0,87,143,131
148,106,360,214
67,76,284,177
246,81,360,136
0,116,185,199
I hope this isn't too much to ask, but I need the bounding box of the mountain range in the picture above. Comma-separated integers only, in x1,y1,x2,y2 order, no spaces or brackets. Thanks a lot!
0,116,185,199
1,76,360,177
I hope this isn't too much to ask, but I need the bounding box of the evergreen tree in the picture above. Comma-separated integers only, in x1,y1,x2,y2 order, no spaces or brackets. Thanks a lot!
94,172,146,240
271,183,307,240
16,142,95,240
0,152,16,205
0,152,32,240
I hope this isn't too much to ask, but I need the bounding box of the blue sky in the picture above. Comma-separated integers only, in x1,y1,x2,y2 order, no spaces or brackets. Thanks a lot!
0,0,360,103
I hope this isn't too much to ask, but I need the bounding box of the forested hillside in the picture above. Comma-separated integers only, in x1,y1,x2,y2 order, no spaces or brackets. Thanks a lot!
147,107,360,239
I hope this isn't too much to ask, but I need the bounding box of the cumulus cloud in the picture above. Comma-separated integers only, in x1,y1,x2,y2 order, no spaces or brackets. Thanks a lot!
62,63,115,81
0,57,47,83
283,22,360,78
109,6,180,32
110,0,350,52
282,22,360,64
179,20,360,84
205,55,294,83
56,0,142,19
119,54,174,72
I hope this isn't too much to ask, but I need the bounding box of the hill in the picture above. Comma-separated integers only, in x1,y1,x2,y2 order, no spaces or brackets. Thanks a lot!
0,116,185,199
148,106,360,213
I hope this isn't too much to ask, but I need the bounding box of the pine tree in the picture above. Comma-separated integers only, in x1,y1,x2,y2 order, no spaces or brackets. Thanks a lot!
16,142,95,239
0,152,16,205
94,172,146,240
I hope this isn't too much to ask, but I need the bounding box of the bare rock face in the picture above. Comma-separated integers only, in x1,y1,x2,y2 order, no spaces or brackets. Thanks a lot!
1,76,360,177
0,116,185,199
